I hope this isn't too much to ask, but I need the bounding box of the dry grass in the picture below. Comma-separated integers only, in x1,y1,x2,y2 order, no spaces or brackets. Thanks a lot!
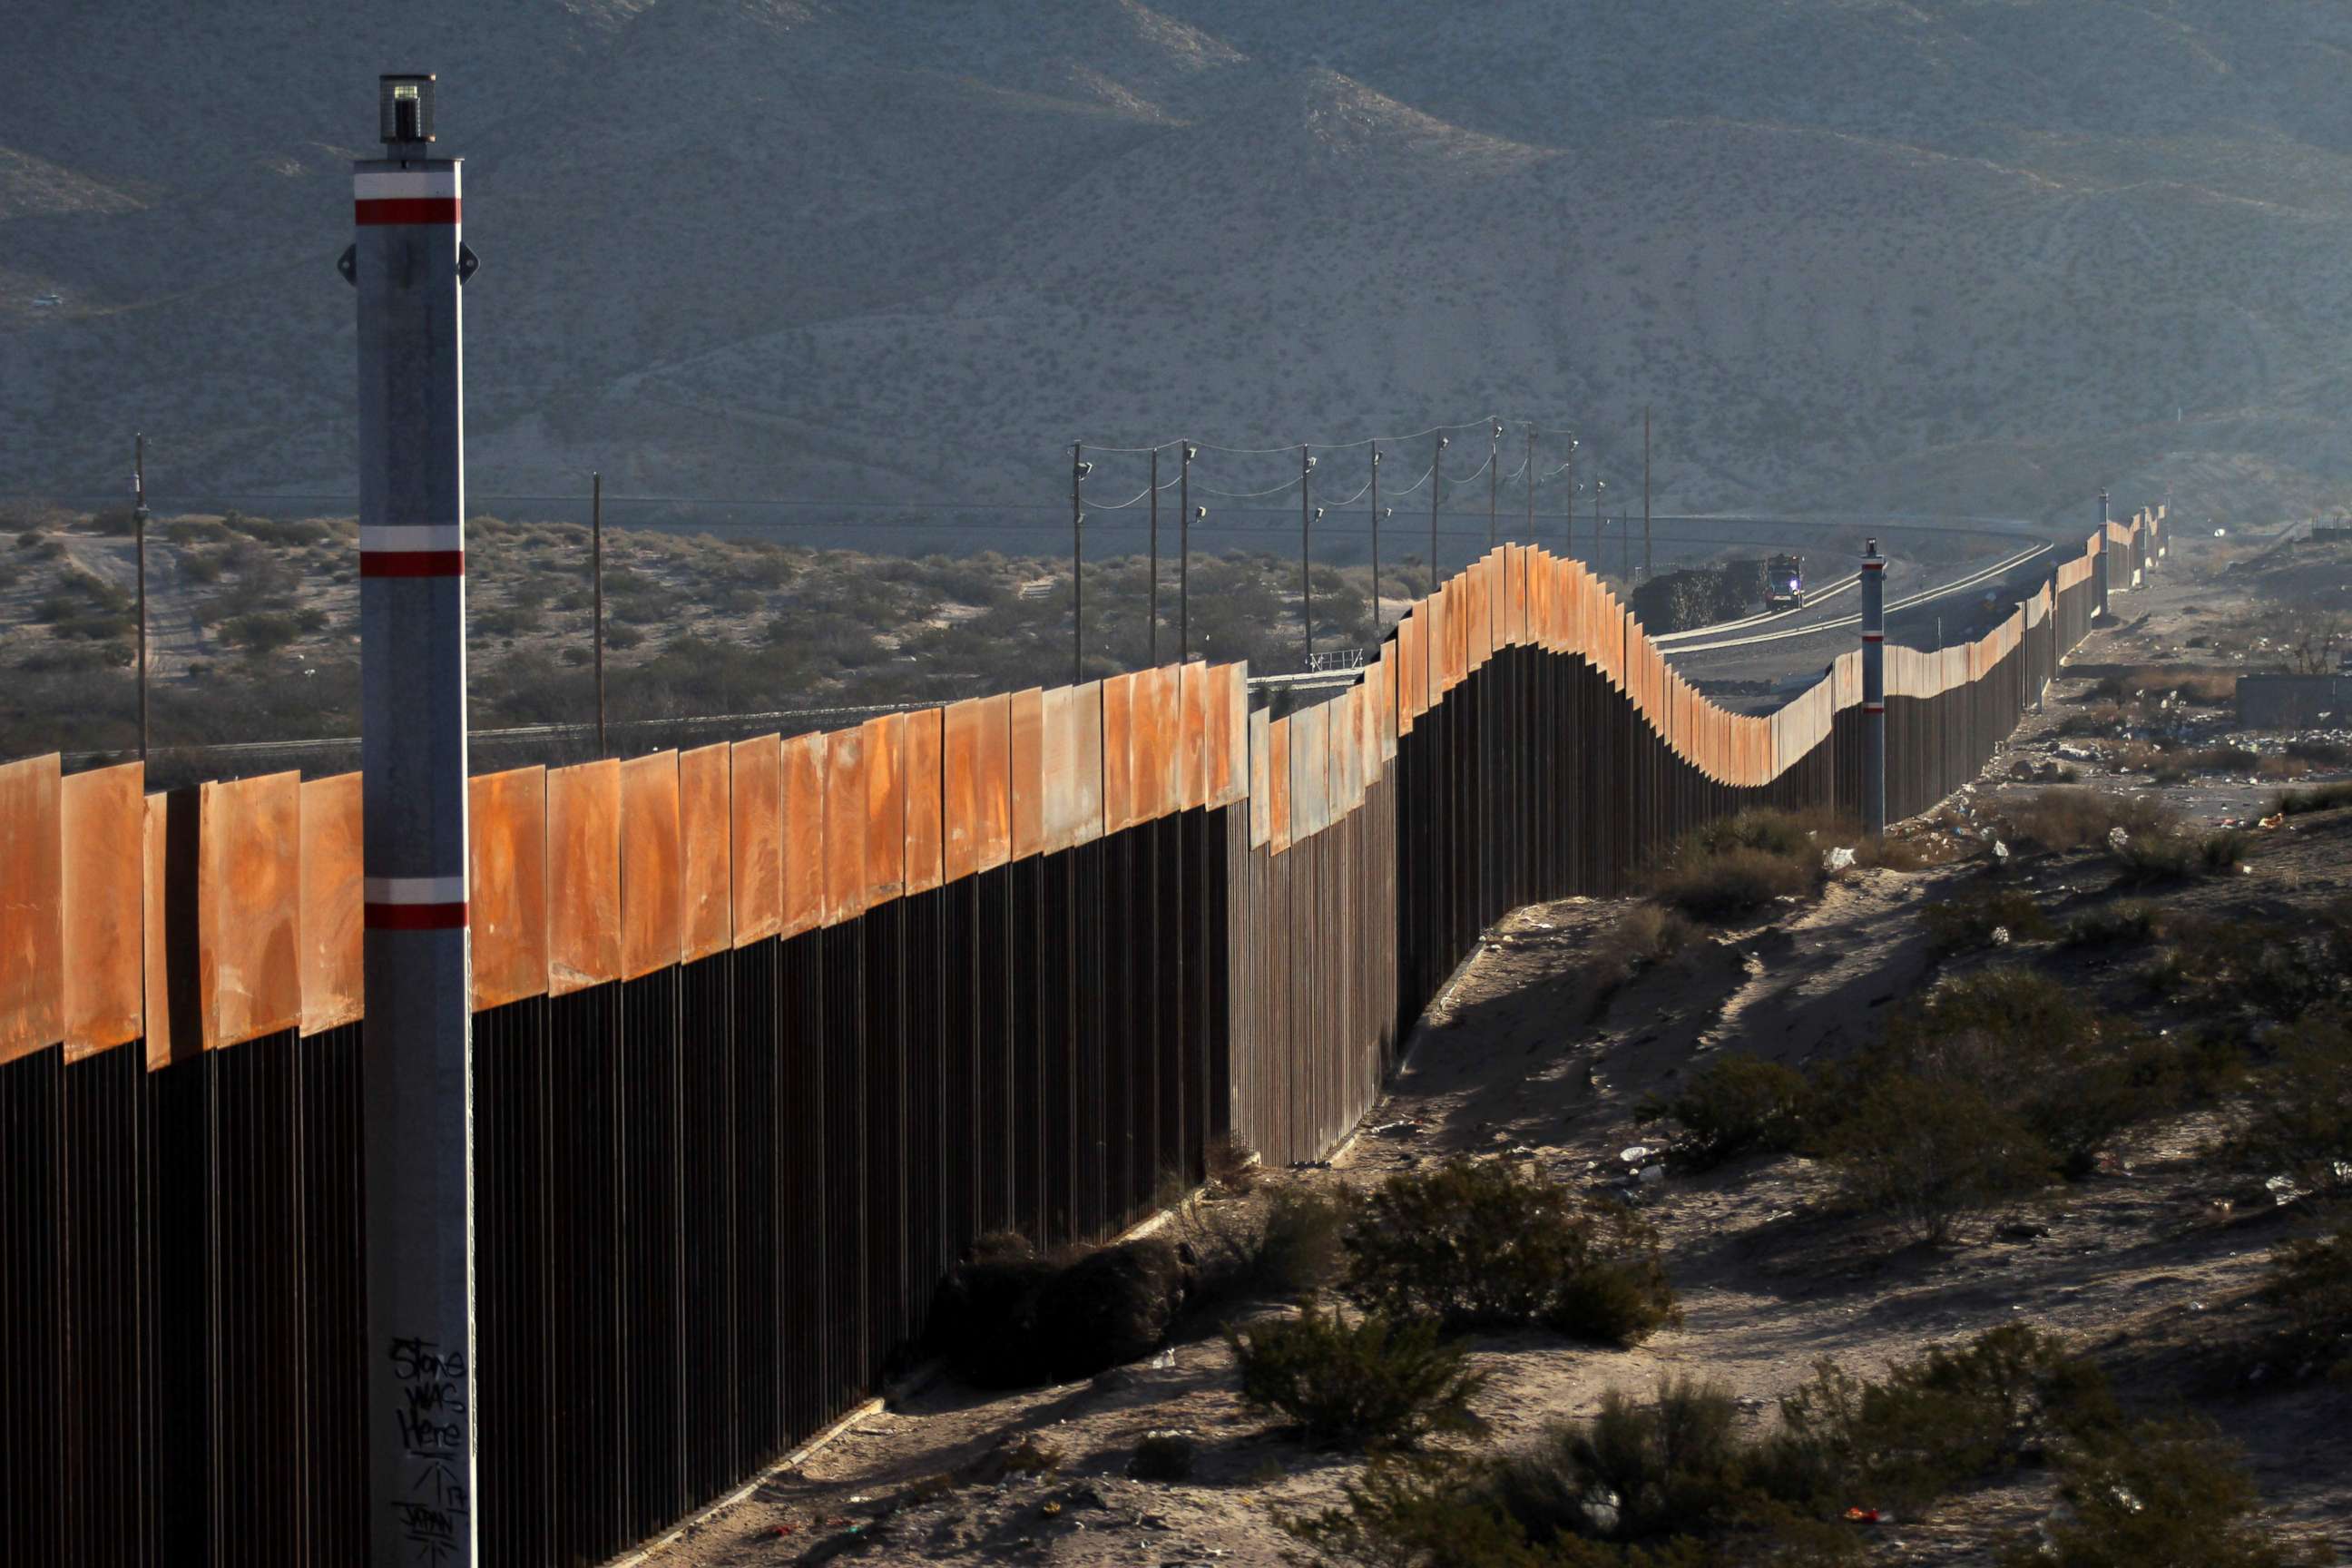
1997,788,2178,854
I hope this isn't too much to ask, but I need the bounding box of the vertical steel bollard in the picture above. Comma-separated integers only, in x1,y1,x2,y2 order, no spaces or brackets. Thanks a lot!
353,73,478,1568
1861,536,1886,838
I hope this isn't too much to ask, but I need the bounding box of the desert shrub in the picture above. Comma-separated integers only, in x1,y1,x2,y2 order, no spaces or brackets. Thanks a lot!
1923,884,2053,953
1813,1072,2053,1243
1228,1300,1486,1451
1204,1134,1258,1197
930,1232,1193,1387
1767,1326,2119,1513
2109,828,2245,887
2287,738,2352,767
2276,780,2352,817
1126,1430,1198,1482
1185,1187,1349,1307
2261,1211,2352,1370
603,622,644,651
1645,810,1829,919
1998,1420,2329,1568
1575,904,1695,1018
1340,1162,1677,1342
2063,900,2161,947
220,612,302,653
2000,789,2176,854
2151,910,2352,1031
2234,1012,2352,1199
1636,1054,1808,1169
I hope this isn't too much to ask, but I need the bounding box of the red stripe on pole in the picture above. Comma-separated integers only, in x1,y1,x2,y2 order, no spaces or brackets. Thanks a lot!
365,901,469,931
355,198,461,226
1863,702,1886,713
1862,632,1885,642
359,551,466,578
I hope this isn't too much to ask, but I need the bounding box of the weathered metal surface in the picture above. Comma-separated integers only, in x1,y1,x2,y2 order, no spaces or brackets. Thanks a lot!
620,750,684,981
1178,662,1210,811
469,766,549,1010
298,771,366,1036
731,735,783,946
905,706,944,896
942,699,985,885
1269,715,1292,854
142,790,190,1069
547,758,622,995
863,713,906,907
782,731,827,936
197,770,302,1050
1249,708,1271,849
0,753,63,1063
58,760,143,1058
680,742,733,962
974,692,1013,873
1220,665,1249,809
1100,673,1135,836
1008,687,1045,862
822,723,867,926
1137,665,1179,824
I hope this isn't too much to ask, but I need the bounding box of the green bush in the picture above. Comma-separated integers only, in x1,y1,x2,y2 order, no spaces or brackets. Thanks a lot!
2063,900,2161,947
1228,1300,1486,1451
1814,1071,2053,1243
1340,1162,1678,1342
2235,1012,2352,1200
1184,1186,1349,1306
1923,884,2053,953
1768,1326,2118,1513
2275,780,2352,817
1999,789,2177,854
1998,1421,2329,1568
1651,846,1817,920
2261,1211,2352,1371
1637,1054,1808,1169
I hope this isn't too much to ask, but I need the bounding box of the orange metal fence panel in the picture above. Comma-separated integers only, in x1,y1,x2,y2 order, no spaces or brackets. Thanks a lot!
547,759,622,995
904,707,944,897
1101,673,1135,836
197,771,301,1050
0,752,63,1063
1178,662,1209,811
60,760,143,1058
143,792,190,1071
780,732,827,937
298,771,365,1037
1008,687,1044,861
1269,716,1292,854
731,735,783,946
942,699,985,886
822,726,868,927
469,766,549,1011
862,713,906,909
680,742,733,962
619,751,683,982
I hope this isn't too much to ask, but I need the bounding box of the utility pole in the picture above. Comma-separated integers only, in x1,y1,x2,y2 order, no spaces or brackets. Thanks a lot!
1563,437,1577,559
1299,445,1317,668
1642,407,1651,582
1487,418,1502,549
1148,447,1160,666
592,471,605,755
1861,537,1886,838
1179,443,1196,662
1429,434,1447,591
133,433,149,761
1072,444,1089,685
353,72,477,1568
1592,479,1606,576
1369,446,1381,632
1524,426,1535,544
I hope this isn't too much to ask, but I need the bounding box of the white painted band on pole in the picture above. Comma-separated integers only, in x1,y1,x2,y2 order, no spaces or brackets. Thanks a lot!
365,873,468,903
359,524,466,553
355,169,461,199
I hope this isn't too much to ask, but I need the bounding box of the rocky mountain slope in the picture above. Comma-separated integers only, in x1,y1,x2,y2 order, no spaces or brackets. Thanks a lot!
5,1,2350,538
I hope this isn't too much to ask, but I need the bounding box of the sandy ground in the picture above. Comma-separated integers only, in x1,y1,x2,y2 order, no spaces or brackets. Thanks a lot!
640,529,2350,1568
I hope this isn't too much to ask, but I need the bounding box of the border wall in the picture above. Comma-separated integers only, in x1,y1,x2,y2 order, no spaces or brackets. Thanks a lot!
0,510,2157,1566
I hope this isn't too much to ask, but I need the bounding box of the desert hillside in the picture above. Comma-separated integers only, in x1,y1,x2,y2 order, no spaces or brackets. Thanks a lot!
5,2,2351,535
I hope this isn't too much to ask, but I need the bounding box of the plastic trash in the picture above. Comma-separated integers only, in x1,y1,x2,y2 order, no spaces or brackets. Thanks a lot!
1619,1145,1652,1163
1825,846,1856,871
2107,826,2131,849
1990,926,2012,946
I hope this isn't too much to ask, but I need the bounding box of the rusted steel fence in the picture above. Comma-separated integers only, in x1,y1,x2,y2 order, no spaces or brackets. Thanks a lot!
0,512,2156,1566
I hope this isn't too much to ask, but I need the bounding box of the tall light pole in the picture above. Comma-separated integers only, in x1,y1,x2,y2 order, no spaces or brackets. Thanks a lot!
1178,443,1195,662
1368,446,1382,631
1072,444,1089,685
1299,445,1317,667
1429,434,1448,592
1148,447,1160,666
354,72,477,1568
1563,436,1578,559
1592,478,1606,573
1487,418,1502,549
1524,425,1535,544
591,470,605,754
132,432,149,761
1642,406,1652,582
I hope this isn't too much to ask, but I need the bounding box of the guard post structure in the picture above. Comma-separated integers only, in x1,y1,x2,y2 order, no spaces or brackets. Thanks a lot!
1861,536,1886,838
353,72,478,1568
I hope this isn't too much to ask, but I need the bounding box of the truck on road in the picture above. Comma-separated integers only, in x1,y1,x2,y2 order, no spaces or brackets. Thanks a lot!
1763,553,1805,610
